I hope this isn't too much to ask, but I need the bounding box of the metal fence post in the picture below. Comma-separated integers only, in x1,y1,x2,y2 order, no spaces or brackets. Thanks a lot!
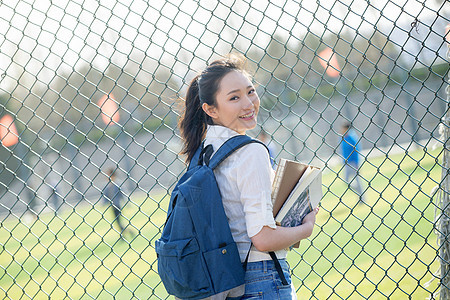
441,25,450,300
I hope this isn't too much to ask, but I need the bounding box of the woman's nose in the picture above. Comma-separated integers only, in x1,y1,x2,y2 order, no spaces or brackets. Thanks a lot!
243,95,255,108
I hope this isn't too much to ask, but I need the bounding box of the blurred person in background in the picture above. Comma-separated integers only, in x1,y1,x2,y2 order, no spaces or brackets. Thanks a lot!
48,177,61,214
340,122,365,204
24,183,38,223
259,130,276,169
103,168,133,239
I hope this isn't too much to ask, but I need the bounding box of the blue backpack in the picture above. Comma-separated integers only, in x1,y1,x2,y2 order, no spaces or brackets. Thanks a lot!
155,135,264,299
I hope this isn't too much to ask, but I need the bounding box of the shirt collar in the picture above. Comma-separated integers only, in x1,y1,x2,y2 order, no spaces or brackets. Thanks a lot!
206,125,242,140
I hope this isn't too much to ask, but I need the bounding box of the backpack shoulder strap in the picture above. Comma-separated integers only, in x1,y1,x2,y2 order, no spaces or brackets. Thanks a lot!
209,135,268,170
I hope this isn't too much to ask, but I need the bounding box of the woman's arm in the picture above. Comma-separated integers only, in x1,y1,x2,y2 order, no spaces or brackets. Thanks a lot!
251,207,319,252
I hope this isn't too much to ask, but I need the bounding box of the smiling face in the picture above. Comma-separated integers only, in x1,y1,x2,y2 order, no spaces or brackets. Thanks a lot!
202,70,260,135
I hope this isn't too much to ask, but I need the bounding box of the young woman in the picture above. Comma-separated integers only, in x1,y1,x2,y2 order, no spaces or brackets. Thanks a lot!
178,54,319,299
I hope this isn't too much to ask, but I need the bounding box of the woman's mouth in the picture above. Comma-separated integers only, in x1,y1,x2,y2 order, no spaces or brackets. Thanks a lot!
239,111,255,120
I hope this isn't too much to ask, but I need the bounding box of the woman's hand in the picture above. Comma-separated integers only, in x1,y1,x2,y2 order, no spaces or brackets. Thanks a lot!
251,207,320,252
301,207,319,238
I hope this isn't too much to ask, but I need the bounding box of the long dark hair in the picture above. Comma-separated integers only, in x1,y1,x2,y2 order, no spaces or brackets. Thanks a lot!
179,54,249,162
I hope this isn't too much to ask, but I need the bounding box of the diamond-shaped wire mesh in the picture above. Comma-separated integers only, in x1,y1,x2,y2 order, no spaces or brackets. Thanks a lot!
0,0,449,299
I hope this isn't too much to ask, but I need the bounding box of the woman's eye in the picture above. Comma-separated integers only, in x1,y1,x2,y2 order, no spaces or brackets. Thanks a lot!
230,96,239,101
248,89,255,95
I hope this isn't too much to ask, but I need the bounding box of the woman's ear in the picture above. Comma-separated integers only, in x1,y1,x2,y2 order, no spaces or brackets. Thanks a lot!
202,103,217,119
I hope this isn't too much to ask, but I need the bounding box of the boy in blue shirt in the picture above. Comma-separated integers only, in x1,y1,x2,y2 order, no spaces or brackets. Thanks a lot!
341,122,365,204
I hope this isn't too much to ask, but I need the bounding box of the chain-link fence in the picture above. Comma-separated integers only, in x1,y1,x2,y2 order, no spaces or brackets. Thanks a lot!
0,0,449,299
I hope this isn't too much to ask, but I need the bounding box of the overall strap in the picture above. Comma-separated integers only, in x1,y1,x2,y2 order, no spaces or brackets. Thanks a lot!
269,252,289,285
243,244,289,286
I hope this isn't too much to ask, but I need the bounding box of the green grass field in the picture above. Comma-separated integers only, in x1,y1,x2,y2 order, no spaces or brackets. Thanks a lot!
0,146,444,299
291,145,443,299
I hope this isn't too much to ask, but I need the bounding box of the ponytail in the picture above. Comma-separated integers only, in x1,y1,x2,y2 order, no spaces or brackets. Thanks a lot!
179,75,208,162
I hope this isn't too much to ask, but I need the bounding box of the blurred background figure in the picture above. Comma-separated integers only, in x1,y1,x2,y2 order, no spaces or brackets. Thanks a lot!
24,183,38,224
103,168,132,239
259,130,277,169
340,122,365,204
48,177,61,214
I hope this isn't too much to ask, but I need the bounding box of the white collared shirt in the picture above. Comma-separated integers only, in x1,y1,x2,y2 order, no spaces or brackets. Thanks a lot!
205,125,287,262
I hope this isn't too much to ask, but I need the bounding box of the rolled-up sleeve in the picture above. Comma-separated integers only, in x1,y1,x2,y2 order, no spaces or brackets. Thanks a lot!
236,143,276,238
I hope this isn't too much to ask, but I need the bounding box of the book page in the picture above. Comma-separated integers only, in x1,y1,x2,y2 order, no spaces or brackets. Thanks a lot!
308,172,322,209
271,159,286,201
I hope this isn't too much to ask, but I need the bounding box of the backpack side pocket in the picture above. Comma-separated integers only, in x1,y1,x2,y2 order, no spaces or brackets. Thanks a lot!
155,238,211,298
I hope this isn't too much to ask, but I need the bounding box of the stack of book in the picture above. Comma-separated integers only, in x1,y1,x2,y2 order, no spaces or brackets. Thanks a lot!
272,159,323,229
